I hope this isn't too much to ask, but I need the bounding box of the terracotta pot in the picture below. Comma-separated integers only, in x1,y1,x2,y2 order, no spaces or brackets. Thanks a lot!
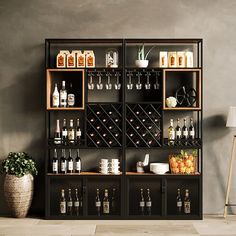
4,174,34,218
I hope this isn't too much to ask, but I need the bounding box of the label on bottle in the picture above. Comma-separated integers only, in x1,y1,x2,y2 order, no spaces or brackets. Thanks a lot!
67,201,73,207
62,130,67,137
61,162,66,172
60,201,66,214
184,201,191,214
183,130,188,137
67,94,75,106
96,201,101,207
189,130,195,137
177,201,182,207
139,201,145,207
68,161,73,171
103,201,109,214
74,201,79,207
76,162,81,171
146,201,152,207
54,138,61,145
176,130,181,137
60,92,67,107
76,130,82,137
169,130,175,140
52,162,58,172
68,131,75,142
53,95,59,107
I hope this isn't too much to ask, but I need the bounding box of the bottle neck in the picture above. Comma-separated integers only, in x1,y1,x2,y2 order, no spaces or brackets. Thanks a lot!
56,120,60,132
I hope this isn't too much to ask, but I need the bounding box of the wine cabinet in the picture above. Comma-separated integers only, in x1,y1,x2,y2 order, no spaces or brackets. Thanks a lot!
45,38,203,220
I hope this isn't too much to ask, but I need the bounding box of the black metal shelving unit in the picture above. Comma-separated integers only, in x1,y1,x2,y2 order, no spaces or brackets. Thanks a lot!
45,38,203,220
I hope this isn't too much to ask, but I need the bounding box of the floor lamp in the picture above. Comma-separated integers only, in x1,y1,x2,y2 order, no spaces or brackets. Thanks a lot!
224,106,236,218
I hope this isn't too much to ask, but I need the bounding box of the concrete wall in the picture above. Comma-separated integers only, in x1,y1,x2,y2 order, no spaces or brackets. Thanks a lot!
0,0,236,215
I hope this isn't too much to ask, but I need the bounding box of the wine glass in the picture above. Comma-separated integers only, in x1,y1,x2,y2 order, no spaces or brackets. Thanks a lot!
115,72,121,90
145,72,151,90
154,71,160,90
97,72,103,90
136,72,142,90
127,72,133,90
88,72,95,90
105,72,112,90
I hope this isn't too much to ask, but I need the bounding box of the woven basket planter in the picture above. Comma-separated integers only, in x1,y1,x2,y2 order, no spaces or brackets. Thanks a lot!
4,174,34,218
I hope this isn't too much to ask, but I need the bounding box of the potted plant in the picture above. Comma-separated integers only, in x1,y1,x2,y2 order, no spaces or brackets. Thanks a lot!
1,152,38,218
135,44,156,68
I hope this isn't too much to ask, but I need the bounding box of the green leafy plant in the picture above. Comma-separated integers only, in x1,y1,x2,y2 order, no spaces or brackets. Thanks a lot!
137,44,156,60
1,152,38,177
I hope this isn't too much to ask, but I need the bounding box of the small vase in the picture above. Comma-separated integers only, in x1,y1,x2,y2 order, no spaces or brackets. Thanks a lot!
4,174,34,218
135,60,149,68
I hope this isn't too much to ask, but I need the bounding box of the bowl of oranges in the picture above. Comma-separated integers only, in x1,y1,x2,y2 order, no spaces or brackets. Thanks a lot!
169,150,197,175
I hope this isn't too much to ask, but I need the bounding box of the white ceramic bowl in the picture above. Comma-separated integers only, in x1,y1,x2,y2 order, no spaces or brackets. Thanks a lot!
150,163,169,174
135,60,149,68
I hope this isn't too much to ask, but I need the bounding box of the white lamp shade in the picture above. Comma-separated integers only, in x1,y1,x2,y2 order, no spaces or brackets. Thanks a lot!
226,106,236,127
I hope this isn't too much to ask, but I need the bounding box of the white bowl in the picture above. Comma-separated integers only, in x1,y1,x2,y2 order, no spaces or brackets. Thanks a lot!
135,60,149,68
150,163,169,174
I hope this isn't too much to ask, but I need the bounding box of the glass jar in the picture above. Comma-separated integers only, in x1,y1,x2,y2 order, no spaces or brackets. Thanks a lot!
106,48,118,68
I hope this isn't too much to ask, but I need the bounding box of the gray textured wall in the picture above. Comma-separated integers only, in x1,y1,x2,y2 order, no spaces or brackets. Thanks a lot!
0,0,236,215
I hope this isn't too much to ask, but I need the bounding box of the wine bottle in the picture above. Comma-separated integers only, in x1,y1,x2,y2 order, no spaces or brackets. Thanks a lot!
176,188,182,214
182,118,188,145
111,188,117,214
52,83,59,107
54,119,62,145
139,188,145,215
60,80,67,107
114,118,119,123
80,190,83,213
95,189,101,216
62,119,68,145
184,189,191,214
103,189,110,214
52,149,59,174
67,82,75,107
168,119,175,146
67,149,74,173
67,188,73,216
60,189,66,215
76,118,82,144
175,118,181,144
60,149,67,174
68,119,75,144
74,188,80,216
75,149,81,173
189,118,195,140
146,189,152,215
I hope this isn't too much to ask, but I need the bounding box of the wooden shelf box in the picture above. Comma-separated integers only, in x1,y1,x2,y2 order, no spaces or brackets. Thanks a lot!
46,69,85,110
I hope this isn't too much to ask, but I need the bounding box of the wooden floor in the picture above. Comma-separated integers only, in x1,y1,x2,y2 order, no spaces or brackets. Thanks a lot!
0,215,236,236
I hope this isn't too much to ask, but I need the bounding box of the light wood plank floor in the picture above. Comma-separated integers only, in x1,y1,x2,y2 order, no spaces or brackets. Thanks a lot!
0,215,236,236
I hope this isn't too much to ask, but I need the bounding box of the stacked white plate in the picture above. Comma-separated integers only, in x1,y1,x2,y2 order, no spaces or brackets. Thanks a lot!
99,159,120,175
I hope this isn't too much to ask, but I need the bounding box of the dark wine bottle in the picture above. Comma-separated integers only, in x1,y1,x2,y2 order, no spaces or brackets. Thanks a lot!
67,149,73,174
54,119,62,145
139,189,145,215
95,189,101,216
74,188,80,216
111,188,117,214
52,149,59,174
75,149,81,173
60,149,67,174
62,119,68,145
146,189,152,215
67,188,73,216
